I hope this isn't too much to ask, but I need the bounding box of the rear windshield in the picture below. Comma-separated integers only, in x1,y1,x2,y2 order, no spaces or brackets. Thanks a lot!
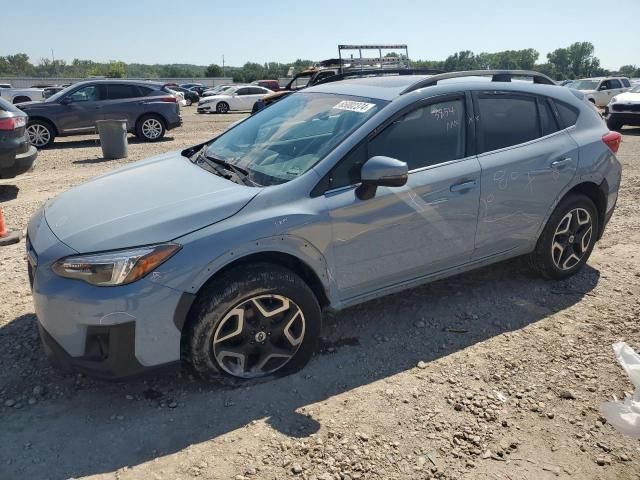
0,97,21,113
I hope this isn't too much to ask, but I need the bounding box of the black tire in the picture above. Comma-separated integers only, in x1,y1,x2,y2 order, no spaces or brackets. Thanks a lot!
185,98,192,106
528,193,599,280
184,263,322,382
606,118,623,131
135,114,166,142
25,119,55,148
216,102,229,114
13,96,31,104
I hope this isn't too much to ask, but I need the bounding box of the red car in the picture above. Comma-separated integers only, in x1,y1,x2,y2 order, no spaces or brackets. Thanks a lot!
253,80,280,91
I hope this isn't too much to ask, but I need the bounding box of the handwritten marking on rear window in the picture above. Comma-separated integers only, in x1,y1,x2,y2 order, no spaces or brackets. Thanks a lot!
333,101,376,113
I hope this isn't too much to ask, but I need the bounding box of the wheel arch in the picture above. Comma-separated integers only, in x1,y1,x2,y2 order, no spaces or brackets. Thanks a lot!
12,95,31,104
565,180,608,239
27,116,59,136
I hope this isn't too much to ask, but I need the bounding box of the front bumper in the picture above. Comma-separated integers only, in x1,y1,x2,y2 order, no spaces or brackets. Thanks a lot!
197,104,213,113
603,107,640,126
27,208,195,379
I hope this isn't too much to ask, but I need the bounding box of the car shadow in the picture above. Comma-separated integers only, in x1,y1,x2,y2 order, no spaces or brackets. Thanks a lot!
49,136,174,151
0,184,19,202
0,258,601,478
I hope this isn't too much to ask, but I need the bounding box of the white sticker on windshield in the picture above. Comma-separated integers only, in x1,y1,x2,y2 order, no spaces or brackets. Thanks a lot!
332,100,376,113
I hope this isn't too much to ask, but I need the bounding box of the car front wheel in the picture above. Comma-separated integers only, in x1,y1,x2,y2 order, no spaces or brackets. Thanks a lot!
184,263,322,382
216,102,229,114
26,120,55,148
528,193,599,279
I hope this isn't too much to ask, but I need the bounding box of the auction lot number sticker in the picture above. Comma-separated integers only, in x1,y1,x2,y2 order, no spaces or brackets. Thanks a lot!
333,100,376,113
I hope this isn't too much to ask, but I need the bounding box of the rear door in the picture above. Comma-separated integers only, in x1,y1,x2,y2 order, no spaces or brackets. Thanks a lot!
472,91,579,258
100,84,149,128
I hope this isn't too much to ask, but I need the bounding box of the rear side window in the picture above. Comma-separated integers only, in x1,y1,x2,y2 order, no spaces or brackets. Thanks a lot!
621,78,631,87
477,94,538,153
106,84,140,100
553,100,579,128
137,86,153,96
369,98,466,171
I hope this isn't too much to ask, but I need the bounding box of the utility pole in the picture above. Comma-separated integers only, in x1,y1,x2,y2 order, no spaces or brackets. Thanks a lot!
51,49,55,75
222,54,225,78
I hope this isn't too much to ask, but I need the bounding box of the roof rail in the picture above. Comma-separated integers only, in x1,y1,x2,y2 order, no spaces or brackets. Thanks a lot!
401,70,555,94
314,68,445,86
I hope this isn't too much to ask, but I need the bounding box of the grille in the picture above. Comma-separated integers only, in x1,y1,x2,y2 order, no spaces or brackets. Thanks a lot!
612,103,640,112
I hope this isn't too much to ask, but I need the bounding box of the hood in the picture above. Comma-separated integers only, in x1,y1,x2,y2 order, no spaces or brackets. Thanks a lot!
200,94,231,103
611,91,640,104
45,151,260,253
15,100,47,109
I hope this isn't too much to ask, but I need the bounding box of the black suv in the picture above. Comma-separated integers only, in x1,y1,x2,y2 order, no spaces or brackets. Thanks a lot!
0,97,37,178
18,80,182,148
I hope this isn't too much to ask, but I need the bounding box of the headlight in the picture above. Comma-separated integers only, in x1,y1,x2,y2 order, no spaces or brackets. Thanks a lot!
611,97,618,103
52,243,180,286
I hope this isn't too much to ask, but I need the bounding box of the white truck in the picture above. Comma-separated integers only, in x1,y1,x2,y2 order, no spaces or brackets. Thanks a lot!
0,85,45,104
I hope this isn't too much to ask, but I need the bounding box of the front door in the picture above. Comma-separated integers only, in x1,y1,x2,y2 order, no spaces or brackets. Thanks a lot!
472,92,578,258
56,84,107,133
317,94,481,301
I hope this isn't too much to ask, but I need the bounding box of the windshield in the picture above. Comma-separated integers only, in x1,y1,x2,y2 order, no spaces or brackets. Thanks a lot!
571,79,599,91
204,92,387,186
45,84,76,102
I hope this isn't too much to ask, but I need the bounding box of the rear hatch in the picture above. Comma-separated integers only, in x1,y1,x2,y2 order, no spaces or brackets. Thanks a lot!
0,97,29,163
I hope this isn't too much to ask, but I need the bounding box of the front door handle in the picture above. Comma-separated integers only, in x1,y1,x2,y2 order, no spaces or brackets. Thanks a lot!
551,157,572,169
450,180,477,193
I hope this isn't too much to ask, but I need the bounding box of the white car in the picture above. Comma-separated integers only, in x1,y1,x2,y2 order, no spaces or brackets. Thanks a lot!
570,77,631,107
166,88,187,106
201,85,240,97
604,85,640,130
197,85,271,113
0,86,45,104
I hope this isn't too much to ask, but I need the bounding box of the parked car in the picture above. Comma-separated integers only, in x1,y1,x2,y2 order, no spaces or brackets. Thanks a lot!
0,86,45,104
187,85,208,96
27,70,621,380
0,83,13,89
252,79,281,91
197,85,271,113
604,84,640,130
0,97,37,178
17,80,182,148
43,85,67,99
201,85,239,97
168,86,200,106
569,77,631,107
180,83,205,90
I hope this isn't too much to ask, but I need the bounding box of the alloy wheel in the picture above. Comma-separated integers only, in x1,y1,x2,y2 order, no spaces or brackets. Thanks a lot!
551,207,593,270
141,118,163,139
217,103,228,113
26,124,51,147
212,294,306,378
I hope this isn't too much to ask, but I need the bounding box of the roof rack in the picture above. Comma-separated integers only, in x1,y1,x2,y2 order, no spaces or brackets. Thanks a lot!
315,68,445,86
401,70,555,94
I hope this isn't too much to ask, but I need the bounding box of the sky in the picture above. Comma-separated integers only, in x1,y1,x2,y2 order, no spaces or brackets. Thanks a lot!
3,0,639,70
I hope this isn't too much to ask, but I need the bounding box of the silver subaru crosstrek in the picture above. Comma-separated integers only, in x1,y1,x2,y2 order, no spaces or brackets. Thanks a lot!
27,70,622,381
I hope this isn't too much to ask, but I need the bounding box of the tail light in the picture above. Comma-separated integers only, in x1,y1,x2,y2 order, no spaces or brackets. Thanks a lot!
159,96,177,103
0,116,26,130
602,131,622,153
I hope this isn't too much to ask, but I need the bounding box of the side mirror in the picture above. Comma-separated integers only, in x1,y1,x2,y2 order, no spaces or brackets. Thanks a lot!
60,97,72,105
356,156,408,200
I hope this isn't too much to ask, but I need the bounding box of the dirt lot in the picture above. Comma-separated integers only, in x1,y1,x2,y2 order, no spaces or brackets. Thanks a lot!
1,109,639,480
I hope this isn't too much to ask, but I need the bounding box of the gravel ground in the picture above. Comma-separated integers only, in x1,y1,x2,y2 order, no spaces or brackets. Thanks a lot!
1,109,639,480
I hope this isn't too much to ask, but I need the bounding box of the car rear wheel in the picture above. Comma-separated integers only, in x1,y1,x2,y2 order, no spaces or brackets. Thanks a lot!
184,263,321,382
26,120,55,148
185,98,192,106
528,193,598,279
216,102,229,114
136,115,166,142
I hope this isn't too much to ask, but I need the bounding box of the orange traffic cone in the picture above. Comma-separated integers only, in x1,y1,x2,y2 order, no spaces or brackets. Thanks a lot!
0,207,21,246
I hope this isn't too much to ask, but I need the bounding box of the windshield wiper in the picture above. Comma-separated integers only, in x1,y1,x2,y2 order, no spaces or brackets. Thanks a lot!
204,154,256,187
191,147,233,180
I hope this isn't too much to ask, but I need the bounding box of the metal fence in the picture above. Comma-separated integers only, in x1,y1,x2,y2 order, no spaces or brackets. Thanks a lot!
0,77,234,88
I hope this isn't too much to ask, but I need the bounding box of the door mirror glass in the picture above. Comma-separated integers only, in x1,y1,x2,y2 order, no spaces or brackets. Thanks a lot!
357,155,408,200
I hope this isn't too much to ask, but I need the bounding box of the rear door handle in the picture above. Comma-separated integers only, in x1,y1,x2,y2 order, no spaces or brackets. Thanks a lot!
450,180,477,193
551,157,572,169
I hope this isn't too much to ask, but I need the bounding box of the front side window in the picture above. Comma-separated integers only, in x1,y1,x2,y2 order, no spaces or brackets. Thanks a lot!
622,79,631,88
204,92,386,186
236,88,251,96
571,80,599,91
477,94,539,153
69,85,102,102
369,98,466,171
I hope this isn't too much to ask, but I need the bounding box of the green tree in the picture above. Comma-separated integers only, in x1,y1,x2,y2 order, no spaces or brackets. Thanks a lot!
205,64,223,77
619,65,638,77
